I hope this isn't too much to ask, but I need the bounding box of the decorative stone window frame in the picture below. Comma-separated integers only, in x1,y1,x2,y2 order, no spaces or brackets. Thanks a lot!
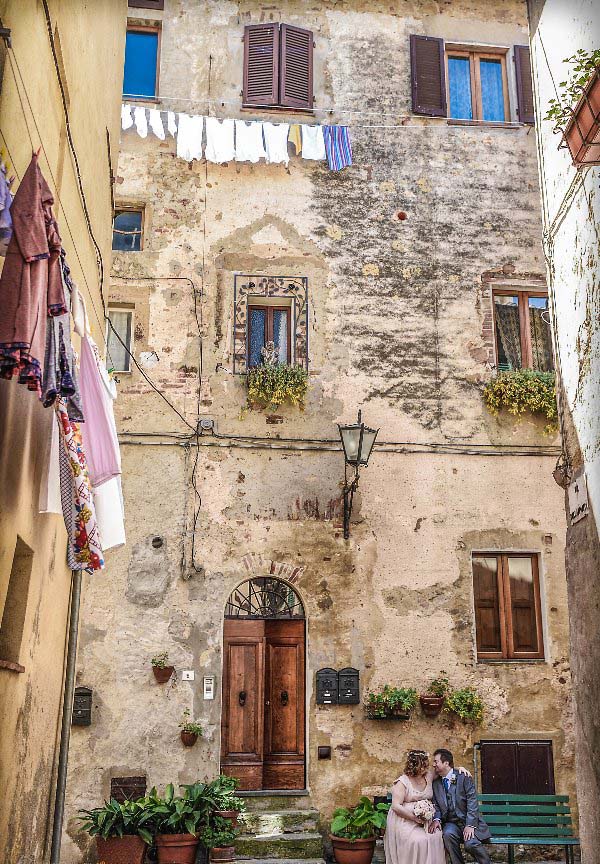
233,274,308,375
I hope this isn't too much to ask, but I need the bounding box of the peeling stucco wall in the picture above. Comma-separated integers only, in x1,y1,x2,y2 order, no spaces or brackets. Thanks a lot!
529,0,600,858
62,1,574,861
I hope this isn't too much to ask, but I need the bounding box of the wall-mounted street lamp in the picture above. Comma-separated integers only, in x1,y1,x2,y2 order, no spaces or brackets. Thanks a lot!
338,410,379,539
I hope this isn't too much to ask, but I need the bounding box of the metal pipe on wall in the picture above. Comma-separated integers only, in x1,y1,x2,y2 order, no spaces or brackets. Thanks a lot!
50,569,82,864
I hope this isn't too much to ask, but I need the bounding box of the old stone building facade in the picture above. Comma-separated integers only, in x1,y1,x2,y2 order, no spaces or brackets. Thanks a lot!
62,0,575,860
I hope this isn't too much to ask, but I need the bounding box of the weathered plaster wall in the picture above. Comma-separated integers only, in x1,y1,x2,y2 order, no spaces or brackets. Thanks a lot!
0,2,126,863
63,0,574,860
529,1,600,858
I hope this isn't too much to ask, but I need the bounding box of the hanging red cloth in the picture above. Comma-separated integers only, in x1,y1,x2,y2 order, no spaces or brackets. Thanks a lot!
0,152,66,395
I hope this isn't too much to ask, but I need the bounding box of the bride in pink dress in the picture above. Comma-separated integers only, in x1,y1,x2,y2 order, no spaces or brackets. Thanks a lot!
384,750,469,864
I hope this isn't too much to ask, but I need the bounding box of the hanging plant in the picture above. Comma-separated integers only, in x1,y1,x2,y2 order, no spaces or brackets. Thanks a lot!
444,687,484,723
246,343,308,409
483,370,558,433
544,50,600,129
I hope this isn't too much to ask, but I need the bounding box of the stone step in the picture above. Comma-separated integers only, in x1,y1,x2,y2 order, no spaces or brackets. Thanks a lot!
240,793,311,812
235,831,324,860
238,859,325,864
240,810,320,835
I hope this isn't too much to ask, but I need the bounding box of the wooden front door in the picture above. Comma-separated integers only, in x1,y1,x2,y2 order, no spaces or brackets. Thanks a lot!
221,618,305,790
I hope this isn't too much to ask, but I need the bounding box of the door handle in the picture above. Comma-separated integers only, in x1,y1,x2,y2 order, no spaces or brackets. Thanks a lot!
281,690,289,706
239,690,247,707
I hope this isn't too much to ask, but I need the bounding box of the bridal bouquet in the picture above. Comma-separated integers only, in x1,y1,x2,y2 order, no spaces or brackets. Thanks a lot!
413,800,436,824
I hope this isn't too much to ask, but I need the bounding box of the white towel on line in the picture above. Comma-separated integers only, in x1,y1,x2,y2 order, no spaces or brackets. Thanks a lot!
176,113,204,161
301,125,326,160
205,117,236,163
234,120,267,163
149,109,165,140
93,476,126,551
263,122,290,165
133,106,148,138
121,103,133,131
167,111,178,138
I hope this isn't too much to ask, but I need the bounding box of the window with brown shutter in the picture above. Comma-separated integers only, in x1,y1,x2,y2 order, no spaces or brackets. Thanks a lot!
243,23,313,110
480,740,555,794
514,45,535,124
472,553,544,661
410,35,447,116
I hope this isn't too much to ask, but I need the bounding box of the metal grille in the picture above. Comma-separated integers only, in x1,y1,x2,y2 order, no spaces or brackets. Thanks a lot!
225,577,305,619
233,275,308,374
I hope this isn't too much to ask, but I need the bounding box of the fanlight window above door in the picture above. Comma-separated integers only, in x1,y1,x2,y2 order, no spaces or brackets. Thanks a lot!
225,577,305,619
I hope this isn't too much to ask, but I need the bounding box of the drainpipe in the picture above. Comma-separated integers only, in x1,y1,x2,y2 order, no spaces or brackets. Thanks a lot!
50,569,82,864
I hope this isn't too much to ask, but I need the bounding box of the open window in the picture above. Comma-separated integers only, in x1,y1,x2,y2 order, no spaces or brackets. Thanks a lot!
447,49,509,122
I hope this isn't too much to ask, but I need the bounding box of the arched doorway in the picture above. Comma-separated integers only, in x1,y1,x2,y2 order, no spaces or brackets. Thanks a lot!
221,577,306,791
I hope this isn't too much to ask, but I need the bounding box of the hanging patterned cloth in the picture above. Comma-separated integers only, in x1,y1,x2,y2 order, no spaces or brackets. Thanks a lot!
322,125,353,171
55,395,104,571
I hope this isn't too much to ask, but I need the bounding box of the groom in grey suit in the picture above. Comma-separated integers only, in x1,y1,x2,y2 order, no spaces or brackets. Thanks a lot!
430,749,491,864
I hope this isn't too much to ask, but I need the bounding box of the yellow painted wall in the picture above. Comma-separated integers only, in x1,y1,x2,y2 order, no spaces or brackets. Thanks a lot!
0,2,126,861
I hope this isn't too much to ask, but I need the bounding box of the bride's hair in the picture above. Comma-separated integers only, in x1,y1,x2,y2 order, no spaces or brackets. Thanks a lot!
404,749,429,777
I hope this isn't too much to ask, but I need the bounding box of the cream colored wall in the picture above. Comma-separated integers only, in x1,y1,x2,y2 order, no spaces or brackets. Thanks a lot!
0,2,126,862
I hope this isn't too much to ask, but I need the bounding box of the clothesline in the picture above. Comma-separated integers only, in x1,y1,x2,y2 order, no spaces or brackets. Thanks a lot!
121,104,353,170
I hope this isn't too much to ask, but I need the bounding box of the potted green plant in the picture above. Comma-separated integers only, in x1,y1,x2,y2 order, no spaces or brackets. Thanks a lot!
387,687,418,719
179,708,203,746
208,775,246,826
203,816,240,863
444,686,485,723
420,674,449,718
330,797,388,864
152,651,174,684
364,688,389,719
246,342,309,409
78,798,150,864
144,784,203,864
544,49,600,165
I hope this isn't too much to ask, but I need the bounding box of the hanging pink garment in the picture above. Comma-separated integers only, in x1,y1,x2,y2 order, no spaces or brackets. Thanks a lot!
79,333,121,487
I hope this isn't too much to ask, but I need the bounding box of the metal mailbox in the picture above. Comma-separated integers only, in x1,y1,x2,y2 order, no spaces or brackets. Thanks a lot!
338,667,360,704
316,668,339,705
72,686,92,726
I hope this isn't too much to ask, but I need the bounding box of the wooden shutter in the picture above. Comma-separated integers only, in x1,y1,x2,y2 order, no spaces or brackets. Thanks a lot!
243,24,280,107
280,24,313,110
514,45,535,123
504,555,544,659
410,34,447,116
517,742,555,794
128,0,164,9
472,556,504,659
480,742,518,793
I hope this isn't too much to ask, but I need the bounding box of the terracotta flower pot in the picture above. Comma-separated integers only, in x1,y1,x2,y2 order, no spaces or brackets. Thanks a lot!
330,835,376,864
96,835,147,864
391,707,411,720
153,665,174,684
420,694,445,718
156,833,200,864
209,845,236,862
180,730,198,747
564,66,600,165
214,809,239,827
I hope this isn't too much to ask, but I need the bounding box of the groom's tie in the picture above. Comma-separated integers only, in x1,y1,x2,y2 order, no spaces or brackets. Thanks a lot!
443,777,450,793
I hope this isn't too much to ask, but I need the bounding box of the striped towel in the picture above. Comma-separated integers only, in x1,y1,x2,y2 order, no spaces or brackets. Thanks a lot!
322,125,353,171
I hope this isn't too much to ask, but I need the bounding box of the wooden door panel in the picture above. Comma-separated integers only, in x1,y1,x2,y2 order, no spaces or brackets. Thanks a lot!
221,621,265,790
263,620,305,790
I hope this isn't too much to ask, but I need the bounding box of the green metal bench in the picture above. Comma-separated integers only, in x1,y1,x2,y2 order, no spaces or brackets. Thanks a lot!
478,794,579,864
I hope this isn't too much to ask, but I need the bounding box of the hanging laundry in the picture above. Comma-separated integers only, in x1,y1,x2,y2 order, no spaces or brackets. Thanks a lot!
0,153,66,395
0,162,13,255
148,108,165,140
121,103,134,131
205,117,235,163
301,125,326,160
56,396,104,571
322,126,353,171
288,124,302,156
234,120,266,163
167,111,178,138
93,476,126,551
39,410,62,515
176,113,204,161
79,333,121,487
263,122,290,166
133,106,148,138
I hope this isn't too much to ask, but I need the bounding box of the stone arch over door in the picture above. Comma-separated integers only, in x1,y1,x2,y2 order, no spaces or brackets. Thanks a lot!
221,577,306,791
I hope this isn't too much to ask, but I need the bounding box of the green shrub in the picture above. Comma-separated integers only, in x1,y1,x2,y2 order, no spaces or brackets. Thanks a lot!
151,651,170,668
483,370,557,432
247,362,308,409
544,50,600,128
444,687,484,723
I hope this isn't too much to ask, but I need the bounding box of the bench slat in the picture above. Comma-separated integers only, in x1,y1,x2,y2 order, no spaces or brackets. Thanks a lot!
481,805,570,814
485,815,572,825
490,838,580,846
489,826,574,837
479,794,569,802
